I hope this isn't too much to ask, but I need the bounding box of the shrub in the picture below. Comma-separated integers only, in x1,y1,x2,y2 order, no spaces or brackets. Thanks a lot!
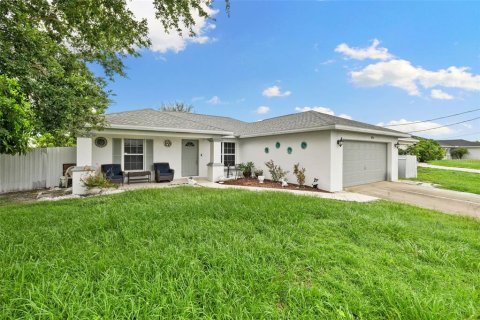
450,148,469,159
238,161,255,178
405,138,445,162
254,169,263,177
293,163,306,188
265,160,288,182
81,174,118,190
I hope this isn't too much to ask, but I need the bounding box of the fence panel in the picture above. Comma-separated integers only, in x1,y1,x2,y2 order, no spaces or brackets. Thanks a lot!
0,147,76,194
398,155,417,179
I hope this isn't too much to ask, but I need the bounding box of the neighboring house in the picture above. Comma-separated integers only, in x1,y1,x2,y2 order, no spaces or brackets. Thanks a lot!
437,139,480,160
77,109,411,192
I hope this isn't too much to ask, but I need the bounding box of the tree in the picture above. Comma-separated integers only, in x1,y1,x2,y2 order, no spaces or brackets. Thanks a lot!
405,138,445,162
160,101,194,113
0,0,228,154
0,75,33,155
450,148,469,159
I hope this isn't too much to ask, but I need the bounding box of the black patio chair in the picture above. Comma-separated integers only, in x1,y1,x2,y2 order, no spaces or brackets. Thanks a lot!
153,162,175,182
101,164,124,185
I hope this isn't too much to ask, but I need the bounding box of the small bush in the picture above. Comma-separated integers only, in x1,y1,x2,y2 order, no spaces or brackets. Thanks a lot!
254,169,263,177
81,174,118,190
293,163,306,188
450,148,469,159
265,160,289,182
405,138,445,162
238,162,255,178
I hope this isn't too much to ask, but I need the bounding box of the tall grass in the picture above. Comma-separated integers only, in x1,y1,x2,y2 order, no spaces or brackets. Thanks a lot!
1,187,479,318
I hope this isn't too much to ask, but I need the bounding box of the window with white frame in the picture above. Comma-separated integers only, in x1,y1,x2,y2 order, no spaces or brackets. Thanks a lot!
124,139,144,170
222,142,236,166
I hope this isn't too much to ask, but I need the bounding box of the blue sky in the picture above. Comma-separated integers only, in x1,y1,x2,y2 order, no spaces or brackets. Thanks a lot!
101,1,480,139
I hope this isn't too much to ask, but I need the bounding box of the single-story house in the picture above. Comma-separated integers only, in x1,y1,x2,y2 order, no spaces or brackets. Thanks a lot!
437,139,480,160
76,109,411,192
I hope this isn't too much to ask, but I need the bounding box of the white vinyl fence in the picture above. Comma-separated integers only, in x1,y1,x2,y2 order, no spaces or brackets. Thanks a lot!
398,155,417,179
0,147,76,194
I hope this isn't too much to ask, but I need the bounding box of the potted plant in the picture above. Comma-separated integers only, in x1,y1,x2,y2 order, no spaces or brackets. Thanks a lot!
238,161,255,178
255,169,265,183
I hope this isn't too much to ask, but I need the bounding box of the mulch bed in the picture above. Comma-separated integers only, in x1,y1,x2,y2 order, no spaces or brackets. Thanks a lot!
220,178,329,193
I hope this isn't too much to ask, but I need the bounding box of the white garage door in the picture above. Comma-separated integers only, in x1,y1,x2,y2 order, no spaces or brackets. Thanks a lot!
343,141,387,188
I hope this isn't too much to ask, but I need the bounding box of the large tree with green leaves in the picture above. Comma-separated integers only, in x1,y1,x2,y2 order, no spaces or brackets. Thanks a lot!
0,0,227,154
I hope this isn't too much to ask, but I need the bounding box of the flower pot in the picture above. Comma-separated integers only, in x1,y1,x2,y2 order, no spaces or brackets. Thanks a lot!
258,176,265,183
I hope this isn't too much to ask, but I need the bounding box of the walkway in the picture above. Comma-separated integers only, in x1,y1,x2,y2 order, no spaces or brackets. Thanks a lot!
418,163,480,174
347,181,480,218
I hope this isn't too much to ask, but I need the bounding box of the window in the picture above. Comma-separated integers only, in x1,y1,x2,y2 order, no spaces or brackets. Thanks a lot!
222,142,236,166
124,139,144,170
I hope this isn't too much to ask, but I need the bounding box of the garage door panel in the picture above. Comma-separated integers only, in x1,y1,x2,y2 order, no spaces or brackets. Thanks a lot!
343,141,387,188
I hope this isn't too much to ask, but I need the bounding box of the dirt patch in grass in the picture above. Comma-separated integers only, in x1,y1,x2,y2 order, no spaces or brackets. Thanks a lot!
0,188,72,206
221,178,329,193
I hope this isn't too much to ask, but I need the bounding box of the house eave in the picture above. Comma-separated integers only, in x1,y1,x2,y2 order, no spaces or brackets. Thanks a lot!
106,124,233,136
238,124,411,139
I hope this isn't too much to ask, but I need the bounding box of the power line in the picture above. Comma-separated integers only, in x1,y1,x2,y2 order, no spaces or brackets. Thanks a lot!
384,107,480,127
408,116,480,133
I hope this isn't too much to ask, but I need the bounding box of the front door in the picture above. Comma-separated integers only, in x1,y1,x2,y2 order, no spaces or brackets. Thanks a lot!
182,139,199,177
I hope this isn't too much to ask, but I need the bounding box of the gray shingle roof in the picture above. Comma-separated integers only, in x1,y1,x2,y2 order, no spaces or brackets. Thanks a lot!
104,109,409,137
437,139,480,147
105,109,232,133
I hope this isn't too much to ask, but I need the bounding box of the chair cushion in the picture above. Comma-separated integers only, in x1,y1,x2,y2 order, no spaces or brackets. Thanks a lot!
154,163,170,173
102,164,122,177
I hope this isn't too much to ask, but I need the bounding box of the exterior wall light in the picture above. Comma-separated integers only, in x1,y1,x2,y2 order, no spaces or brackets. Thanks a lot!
337,137,344,147
394,142,401,149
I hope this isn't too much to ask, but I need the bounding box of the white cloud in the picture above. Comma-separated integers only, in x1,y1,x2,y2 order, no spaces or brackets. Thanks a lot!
338,114,353,120
256,106,270,114
127,1,217,53
262,85,292,97
430,89,454,100
342,42,480,96
377,119,453,136
351,59,422,95
207,96,221,104
335,39,393,61
295,106,352,119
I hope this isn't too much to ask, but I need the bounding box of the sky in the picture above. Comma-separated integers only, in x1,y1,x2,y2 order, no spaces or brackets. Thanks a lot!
99,1,480,140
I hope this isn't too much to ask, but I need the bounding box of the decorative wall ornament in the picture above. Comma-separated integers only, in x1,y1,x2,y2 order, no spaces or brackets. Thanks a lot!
264,147,269,154
275,142,281,149
164,139,172,147
94,137,107,148
301,141,307,149
287,147,293,154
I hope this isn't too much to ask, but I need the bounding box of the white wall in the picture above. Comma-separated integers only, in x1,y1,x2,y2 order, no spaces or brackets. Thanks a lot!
464,148,480,160
239,131,332,190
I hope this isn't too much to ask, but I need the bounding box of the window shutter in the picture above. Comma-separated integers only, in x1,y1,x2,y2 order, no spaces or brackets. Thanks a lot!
145,139,153,172
112,138,122,165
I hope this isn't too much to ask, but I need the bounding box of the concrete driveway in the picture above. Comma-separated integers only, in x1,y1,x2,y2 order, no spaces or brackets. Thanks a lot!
346,181,480,219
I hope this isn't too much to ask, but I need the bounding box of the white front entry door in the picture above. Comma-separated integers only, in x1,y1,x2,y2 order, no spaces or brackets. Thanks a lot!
343,141,388,188
182,139,199,177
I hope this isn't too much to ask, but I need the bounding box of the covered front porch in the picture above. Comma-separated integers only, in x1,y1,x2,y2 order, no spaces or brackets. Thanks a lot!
73,130,229,194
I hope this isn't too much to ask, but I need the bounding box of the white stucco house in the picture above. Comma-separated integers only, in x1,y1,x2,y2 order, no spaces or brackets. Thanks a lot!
76,109,412,192
437,139,480,160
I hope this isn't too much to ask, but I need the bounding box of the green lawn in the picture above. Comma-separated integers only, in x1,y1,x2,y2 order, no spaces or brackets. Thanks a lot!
428,159,480,170
413,167,480,195
1,188,480,319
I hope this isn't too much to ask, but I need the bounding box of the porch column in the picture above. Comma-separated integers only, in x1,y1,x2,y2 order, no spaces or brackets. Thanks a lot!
72,137,94,195
207,138,224,182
